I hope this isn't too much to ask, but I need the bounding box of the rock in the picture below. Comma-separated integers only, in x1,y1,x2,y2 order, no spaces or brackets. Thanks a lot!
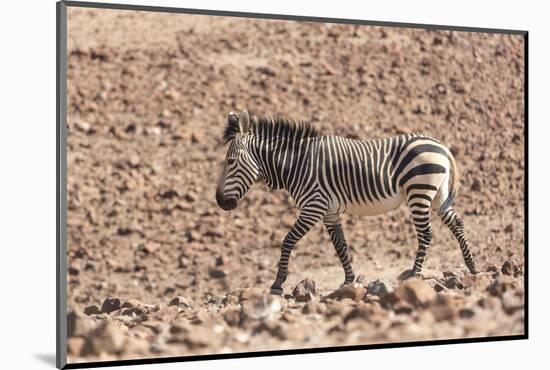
501,291,524,314
382,279,437,311
326,282,366,302
430,295,460,321
441,276,464,290
443,269,465,278
67,311,97,337
367,279,394,297
208,267,226,279
74,120,94,134
501,260,520,276
324,300,352,318
487,275,519,297
343,303,390,328
470,179,482,191
67,337,86,356
84,321,127,355
302,301,326,315
185,325,218,348
292,278,317,302
122,336,150,355
222,307,241,326
485,264,500,273
168,296,194,309
355,274,369,287
222,294,239,306
190,310,210,324
101,297,121,313
121,299,145,309
83,305,101,315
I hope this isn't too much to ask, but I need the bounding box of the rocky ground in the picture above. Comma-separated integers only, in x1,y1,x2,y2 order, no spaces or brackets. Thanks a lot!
65,7,525,363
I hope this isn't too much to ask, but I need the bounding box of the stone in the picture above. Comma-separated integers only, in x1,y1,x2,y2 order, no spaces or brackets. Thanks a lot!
501,291,524,314
302,301,326,315
122,336,150,355
84,321,127,355
101,297,121,314
67,311,97,337
326,282,366,302
83,305,101,316
292,278,317,302
343,303,390,328
430,295,460,321
222,307,241,326
67,337,86,356
501,260,520,276
382,279,437,311
367,279,394,297
168,296,194,309
486,275,519,297
441,276,464,290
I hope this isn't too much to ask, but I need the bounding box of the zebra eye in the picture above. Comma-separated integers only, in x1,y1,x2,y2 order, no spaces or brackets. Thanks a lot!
227,158,236,165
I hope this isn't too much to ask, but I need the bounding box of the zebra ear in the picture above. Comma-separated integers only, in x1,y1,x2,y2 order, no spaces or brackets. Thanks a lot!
228,112,239,127
239,110,250,134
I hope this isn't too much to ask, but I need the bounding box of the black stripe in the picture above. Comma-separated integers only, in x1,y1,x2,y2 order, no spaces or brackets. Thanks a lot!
392,143,448,191
407,193,433,203
399,164,447,187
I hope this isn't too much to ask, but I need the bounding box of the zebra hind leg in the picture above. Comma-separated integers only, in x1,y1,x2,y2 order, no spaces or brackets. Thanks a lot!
439,207,478,274
400,202,433,280
323,214,355,286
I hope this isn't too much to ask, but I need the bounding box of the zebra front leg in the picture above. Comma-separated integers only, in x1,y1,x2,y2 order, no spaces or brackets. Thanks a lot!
323,214,355,286
439,207,478,274
270,208,325,295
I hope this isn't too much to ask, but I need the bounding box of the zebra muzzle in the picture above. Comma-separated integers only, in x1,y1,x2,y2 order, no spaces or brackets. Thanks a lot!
216,192,237,211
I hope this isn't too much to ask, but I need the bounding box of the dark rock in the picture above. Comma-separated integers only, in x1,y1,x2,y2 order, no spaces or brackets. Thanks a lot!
367,279,394,297
292,278,317,302
101,297,121,314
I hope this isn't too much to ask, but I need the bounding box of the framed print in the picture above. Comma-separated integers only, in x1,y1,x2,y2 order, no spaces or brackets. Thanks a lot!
56,1,527,368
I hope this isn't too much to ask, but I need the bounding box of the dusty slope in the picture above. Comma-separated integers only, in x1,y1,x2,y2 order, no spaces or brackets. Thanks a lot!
65,7,525,363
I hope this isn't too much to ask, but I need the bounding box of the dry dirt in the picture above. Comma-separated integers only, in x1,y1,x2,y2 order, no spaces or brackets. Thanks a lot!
65,7,525,363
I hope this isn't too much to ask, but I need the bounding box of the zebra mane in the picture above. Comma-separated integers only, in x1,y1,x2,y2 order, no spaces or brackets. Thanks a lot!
223,111,319,144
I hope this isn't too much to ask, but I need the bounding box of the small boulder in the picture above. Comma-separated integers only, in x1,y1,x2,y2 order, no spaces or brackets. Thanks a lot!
101,297,121,314
67,337,85,356
501,260,520,276
67,311,97,337
83,305,101,316
326,282,366,302
168,296,194,309
84,321,127,355
367,279,394,297
292,278,317,302
302,301,326,315
382,279,437,311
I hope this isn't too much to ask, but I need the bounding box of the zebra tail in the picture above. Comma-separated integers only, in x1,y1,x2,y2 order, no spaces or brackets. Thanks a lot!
438,149,460,216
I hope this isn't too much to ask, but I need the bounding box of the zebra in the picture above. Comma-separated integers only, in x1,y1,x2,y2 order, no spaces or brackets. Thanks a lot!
216,109,478,295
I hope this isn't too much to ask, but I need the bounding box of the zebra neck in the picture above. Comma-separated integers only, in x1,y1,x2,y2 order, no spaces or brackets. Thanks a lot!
252,136,315,192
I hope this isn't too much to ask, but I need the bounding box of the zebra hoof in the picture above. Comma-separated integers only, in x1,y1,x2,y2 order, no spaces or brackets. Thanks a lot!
270,286,283,296
398,269,418,281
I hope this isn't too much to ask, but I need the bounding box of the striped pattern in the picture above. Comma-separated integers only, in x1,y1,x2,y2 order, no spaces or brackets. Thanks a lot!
216,110,478,294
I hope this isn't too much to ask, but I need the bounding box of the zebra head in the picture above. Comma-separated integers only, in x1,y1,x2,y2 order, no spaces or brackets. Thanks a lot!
216,110,262,211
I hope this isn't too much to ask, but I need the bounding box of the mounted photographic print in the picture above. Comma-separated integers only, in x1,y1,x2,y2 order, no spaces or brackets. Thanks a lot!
56,1,528,368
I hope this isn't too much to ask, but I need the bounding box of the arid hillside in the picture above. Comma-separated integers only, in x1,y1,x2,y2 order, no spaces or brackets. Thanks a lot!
65,7,525,363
